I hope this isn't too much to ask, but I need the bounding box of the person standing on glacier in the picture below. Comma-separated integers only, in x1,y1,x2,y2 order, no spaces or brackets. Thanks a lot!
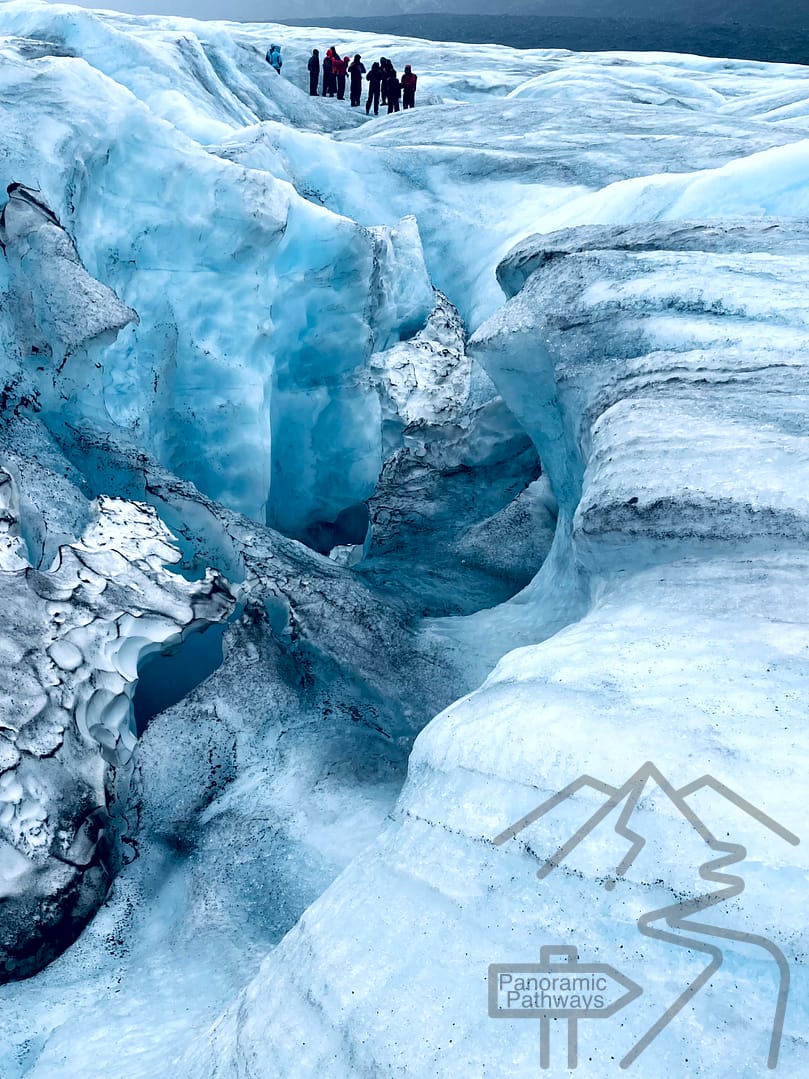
365,61,383,115
386,67,402,113
379,57,391,107
401,64,417,108
322,49,334,97
348,55,366,107
308,49,320,95
266,44,282,74
334,53,349,100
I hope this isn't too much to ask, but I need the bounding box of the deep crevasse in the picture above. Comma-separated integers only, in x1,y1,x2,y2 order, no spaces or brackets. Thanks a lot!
0,4,807,1077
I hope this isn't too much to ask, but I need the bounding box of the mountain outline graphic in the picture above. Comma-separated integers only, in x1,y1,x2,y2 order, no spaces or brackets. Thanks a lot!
494,761,800,1069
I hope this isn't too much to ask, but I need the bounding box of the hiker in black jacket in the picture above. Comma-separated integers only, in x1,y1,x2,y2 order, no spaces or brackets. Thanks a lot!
348,54,366,107
322,50,334,97
308,49,320,95
386,68,401,113
365,61,383,116
379,57,391,107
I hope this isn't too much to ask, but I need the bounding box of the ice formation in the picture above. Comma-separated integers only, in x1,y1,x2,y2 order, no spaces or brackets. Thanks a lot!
189,219,809,1079
0,3,807,1077
0,484,231,982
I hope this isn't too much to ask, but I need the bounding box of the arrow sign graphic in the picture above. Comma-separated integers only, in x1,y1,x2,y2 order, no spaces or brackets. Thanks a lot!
488,945,642,1068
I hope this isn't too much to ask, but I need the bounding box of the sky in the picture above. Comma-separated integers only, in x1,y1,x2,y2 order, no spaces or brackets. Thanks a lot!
38,1,274,16
28,0,804,29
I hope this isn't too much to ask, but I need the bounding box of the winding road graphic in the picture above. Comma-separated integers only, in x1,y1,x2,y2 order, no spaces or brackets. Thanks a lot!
494,762,800,1068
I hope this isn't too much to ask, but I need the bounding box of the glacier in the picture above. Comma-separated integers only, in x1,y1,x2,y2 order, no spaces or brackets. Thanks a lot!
0,3,807,1077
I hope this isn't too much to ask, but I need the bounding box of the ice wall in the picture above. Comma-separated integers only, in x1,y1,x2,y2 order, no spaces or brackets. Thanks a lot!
0,7,435,540
191,220,809,1077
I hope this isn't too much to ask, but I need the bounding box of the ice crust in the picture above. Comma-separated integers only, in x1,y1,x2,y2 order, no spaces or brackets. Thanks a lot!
0,477,232,982
0,3,808,1077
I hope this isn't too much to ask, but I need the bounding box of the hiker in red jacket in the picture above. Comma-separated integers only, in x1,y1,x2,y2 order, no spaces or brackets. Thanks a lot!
401,64,418,109
333,53,349,100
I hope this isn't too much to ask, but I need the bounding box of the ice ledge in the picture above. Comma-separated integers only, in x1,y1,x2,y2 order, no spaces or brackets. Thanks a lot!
1,182,138,367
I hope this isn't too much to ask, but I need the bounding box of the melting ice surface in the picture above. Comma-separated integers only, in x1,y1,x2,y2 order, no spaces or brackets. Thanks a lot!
0,2,808,1076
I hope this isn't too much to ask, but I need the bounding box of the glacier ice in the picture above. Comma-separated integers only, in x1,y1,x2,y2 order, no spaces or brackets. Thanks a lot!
0,4,807,1078
191,220,809,1079
0,11,436,535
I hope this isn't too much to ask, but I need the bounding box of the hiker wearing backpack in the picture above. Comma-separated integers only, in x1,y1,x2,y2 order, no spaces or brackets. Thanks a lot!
266,44,282,75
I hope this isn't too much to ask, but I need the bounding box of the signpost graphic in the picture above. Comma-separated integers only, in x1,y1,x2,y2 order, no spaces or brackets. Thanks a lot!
488,945,642,1069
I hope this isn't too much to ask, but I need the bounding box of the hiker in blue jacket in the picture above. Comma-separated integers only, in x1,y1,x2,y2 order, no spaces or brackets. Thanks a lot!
266,44,282,74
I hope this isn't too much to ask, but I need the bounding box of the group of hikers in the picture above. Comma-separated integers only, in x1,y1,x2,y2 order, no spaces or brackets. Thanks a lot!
265,42,419,115
308,49,418,114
